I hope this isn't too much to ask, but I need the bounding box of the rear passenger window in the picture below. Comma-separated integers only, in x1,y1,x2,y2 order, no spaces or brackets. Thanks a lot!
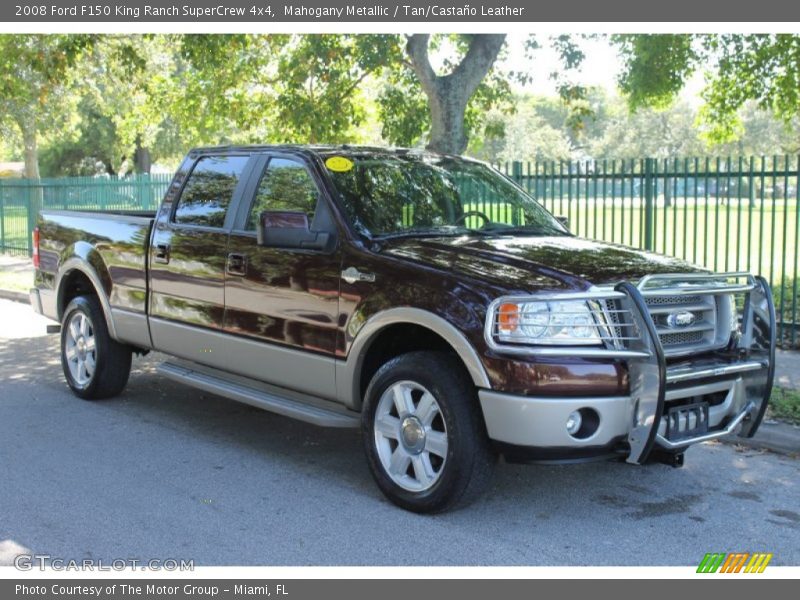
174,155,249,228
245,158,319,230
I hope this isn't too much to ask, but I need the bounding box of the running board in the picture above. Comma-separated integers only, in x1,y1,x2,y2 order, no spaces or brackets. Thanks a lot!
157,361,359,428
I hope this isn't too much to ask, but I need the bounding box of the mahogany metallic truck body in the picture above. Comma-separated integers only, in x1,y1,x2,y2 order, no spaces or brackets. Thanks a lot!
30,145,776,511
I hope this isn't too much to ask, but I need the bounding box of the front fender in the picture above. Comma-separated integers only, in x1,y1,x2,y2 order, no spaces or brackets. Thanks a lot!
336,307,491,410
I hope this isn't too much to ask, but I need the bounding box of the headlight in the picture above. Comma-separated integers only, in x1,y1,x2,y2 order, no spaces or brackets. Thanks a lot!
494,300,603,346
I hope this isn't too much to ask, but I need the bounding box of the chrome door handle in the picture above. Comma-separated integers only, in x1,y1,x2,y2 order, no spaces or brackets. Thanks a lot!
154,243,170,264
227,253,247,276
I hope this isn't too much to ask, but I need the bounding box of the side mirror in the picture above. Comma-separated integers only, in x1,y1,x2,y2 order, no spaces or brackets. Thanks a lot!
555,215,570,229
257,210,331,251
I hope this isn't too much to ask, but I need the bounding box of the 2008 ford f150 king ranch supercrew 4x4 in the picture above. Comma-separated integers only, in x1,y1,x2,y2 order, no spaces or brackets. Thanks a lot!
30,145,776,513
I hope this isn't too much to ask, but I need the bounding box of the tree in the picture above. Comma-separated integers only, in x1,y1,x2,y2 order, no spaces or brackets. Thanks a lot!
613,34,800,143
179,34,399,146
470,101,573,164
403,34,506,154
704,101,800,156
0,35,94,178
587,97,704,160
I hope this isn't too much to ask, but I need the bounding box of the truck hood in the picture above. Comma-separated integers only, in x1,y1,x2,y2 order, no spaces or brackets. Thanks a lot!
381,234,707,294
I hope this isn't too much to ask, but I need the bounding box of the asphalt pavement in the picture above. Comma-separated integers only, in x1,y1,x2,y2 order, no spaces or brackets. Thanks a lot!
1,298,799,566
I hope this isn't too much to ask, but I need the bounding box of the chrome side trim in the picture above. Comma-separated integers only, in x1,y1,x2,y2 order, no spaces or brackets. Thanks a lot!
654,401,756,450
158,361,359,428
482,345,650,359
110,308,153,349
666,360,765,384
338,307,491,410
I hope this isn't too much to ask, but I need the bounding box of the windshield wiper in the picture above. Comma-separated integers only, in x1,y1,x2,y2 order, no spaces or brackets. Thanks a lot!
480,224,571,237
372,227,474,241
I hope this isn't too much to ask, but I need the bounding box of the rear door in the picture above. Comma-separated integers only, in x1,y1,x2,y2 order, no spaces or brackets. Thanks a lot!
222,153,342,400
148,152,254,366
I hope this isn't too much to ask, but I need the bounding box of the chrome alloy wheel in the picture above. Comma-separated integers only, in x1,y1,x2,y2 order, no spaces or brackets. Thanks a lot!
64,312,96,386
373,380,449,492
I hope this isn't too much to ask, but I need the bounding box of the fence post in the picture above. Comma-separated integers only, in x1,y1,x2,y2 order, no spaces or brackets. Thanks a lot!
0,179,5,253
643,157,655,250
511,161,523,184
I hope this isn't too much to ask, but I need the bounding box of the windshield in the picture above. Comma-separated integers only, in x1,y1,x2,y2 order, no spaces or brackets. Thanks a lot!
324,153,568,239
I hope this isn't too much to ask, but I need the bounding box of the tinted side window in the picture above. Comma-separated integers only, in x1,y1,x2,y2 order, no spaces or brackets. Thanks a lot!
245,158,319,230
174,155,249,228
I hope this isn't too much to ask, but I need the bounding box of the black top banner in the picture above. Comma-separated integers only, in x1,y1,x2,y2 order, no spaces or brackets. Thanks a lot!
4,0,800,22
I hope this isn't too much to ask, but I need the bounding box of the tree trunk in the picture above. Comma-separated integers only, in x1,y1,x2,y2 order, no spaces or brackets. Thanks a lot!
134,137,152,174
21,122,40,179
18,118,43,232
406,34,505,155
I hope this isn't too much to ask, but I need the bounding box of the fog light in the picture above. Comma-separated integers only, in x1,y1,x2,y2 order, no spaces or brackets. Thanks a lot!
566,410,582,436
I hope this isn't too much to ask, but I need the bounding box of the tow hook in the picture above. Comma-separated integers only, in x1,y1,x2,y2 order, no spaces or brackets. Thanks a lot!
649,449,685,468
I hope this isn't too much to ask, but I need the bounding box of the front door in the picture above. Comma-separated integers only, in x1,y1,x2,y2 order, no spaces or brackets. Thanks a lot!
223,155,341,399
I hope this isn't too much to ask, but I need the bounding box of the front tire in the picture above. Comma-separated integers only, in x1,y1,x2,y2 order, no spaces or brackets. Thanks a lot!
61,295,132,400
362,351,496,513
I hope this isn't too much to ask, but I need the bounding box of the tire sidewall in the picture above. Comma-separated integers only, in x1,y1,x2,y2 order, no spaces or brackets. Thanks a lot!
60,296,106,398
362,352,478,512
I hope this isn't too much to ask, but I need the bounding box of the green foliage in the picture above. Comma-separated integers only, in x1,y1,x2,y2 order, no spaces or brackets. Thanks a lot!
587,98,704,159
769,388,800,424
377,34,513,149
271,35,401,143
701,35,800,142
469,101,572,163
614,34,800,145
0,34,96,176
613,34,699,110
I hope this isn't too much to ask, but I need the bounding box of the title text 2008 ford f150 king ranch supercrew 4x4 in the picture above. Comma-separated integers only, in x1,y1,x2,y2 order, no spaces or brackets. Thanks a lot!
30,146,776,513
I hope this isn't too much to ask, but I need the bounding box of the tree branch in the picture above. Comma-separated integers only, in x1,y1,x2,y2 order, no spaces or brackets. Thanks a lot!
405,34,438,94
449,34,506,98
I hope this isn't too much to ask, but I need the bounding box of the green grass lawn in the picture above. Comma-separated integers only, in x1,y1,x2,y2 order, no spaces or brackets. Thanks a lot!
555,198,798,286
464,197,798,286
0,267,31,293
769,387,800,425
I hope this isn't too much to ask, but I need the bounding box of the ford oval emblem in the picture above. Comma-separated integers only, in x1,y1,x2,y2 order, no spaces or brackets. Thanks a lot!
667,310,696,328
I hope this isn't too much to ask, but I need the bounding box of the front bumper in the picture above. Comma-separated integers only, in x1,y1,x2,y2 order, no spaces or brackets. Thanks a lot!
479,275,776,464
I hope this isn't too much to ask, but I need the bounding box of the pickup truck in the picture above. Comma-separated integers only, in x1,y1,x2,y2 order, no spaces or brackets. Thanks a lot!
30,145,776,513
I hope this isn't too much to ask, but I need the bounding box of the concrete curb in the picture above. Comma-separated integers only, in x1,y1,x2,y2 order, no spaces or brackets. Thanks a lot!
719,420,800,456
0,289,27,304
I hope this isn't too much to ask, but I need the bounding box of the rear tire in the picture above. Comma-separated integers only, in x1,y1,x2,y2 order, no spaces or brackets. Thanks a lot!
61,295,132,400
362,351,496,513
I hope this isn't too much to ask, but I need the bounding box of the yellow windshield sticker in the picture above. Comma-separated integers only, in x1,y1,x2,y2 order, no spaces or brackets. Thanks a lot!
325,156,354,172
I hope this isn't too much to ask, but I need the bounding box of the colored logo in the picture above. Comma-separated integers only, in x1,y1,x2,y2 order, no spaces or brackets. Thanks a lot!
667,310,697,328
697,552,772,573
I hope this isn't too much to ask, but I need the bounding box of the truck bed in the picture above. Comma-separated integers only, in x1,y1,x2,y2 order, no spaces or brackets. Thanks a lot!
36,209,155,316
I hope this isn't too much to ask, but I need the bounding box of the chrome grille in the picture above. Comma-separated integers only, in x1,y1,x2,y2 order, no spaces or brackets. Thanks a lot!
643,293,728,356
659,330,705,346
